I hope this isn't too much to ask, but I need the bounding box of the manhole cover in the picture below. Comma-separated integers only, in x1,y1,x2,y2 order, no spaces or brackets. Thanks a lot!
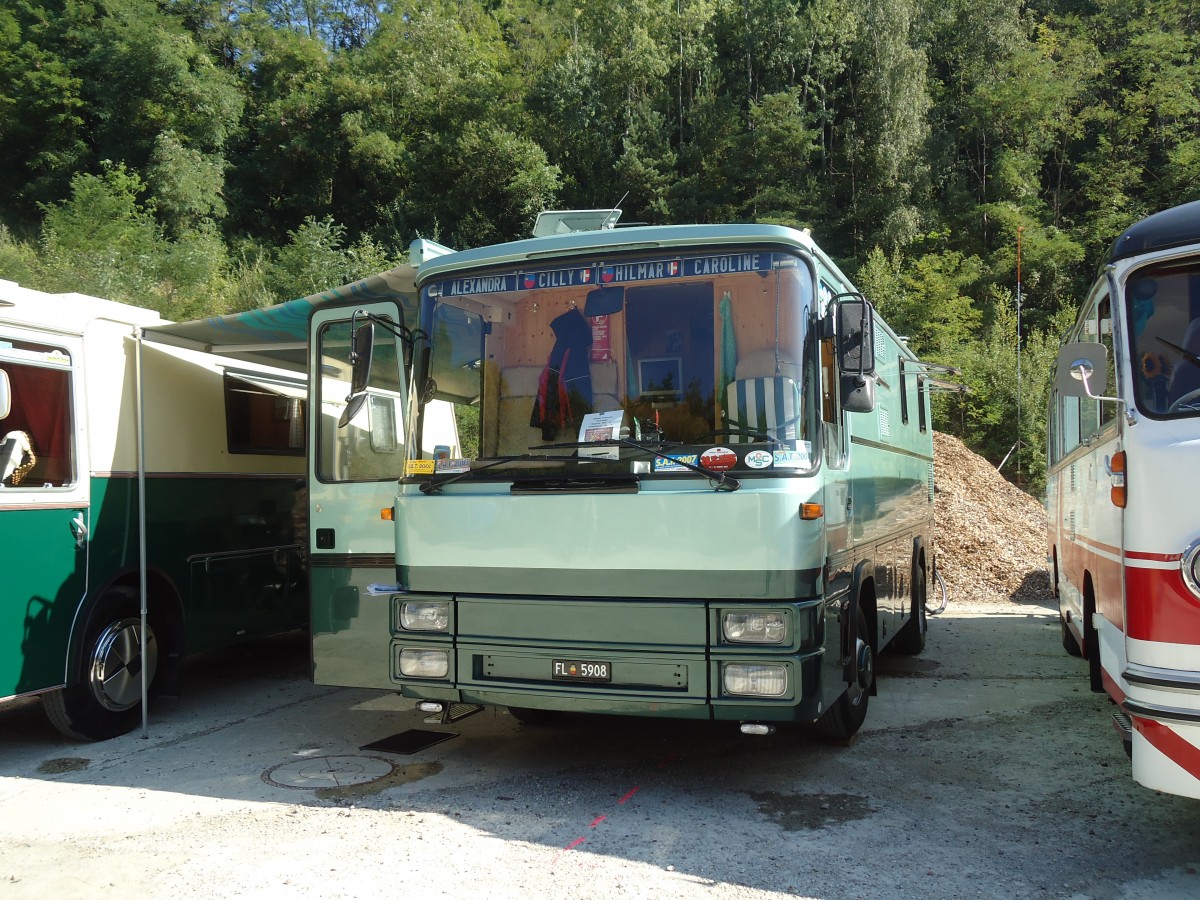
262,755,396,790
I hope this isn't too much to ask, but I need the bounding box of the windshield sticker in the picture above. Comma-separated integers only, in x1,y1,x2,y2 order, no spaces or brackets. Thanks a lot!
654,454,699,473
434,458,471,474
700,446,738,471
744,449,774,469
773,444,813,469
405,459,436,476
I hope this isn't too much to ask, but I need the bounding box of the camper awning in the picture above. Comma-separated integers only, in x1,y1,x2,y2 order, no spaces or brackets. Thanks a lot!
139,263,419,371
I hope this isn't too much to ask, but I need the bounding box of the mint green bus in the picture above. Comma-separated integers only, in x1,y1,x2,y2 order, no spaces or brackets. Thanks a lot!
315,214,938,739
0,282,308,740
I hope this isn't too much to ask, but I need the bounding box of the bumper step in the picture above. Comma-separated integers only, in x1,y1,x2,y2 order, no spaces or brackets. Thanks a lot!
424,702,484,725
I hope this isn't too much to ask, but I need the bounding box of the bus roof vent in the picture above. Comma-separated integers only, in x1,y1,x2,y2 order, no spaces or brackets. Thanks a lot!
532,209,622,238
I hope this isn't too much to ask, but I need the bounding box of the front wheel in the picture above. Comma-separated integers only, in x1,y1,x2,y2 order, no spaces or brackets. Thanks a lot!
42,589,158,741
814,607,872,741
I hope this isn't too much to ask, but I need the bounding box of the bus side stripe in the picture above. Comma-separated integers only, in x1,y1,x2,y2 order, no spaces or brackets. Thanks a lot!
1134,718,1200,781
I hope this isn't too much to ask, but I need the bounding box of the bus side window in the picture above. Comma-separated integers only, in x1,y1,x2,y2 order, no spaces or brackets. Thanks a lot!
1098,295,1117,426
1060,391,1082,456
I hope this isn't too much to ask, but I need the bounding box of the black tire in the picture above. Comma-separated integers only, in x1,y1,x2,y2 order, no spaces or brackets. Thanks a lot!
507,706,563,725
1084,596,1103,693
815,607,873,741
42,589,158,741
890,561,927,656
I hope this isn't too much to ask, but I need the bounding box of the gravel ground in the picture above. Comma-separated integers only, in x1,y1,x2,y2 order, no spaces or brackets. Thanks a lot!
3,596,1200,900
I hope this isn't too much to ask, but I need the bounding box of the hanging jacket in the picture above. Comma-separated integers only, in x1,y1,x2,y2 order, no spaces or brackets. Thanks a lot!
530,308,594,440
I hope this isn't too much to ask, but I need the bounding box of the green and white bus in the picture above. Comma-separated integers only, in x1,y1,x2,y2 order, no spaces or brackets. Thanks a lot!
0,281,311,740
315,213,938,738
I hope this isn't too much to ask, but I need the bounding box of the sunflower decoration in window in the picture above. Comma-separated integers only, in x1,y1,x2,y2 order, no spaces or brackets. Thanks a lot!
1141,351,1173,412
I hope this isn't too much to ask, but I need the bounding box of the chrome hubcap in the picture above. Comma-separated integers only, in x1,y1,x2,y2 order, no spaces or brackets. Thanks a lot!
88,618,158,712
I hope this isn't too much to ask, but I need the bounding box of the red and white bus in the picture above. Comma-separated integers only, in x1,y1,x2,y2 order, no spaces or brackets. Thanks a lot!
1048,199,1200,798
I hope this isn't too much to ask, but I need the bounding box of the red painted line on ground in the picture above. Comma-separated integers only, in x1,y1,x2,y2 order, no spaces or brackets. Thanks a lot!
555,751,680,865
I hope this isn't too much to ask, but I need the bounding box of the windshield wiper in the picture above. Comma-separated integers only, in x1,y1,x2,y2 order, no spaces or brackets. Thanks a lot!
419,454,547,494
1158,336,1200,370
536,438,741,492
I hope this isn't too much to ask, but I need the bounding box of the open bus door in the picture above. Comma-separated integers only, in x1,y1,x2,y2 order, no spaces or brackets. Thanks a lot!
307,300,413,690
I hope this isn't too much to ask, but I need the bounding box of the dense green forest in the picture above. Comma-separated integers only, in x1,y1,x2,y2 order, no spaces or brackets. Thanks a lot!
3,0,1198,492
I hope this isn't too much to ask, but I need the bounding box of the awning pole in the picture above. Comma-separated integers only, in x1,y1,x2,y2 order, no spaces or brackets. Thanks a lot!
135,328,149,738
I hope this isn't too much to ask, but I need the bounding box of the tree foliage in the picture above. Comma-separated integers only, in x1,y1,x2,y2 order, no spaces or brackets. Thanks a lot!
3,0,1200,494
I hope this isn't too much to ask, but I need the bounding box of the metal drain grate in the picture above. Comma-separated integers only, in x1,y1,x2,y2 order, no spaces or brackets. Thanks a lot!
262,755,395,790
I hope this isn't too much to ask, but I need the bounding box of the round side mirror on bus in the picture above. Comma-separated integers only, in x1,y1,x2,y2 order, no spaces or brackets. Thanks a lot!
338,393,369,428
1069,359,1095,383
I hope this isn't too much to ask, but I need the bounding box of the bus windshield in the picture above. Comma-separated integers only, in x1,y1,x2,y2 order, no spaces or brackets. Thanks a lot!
412,248,821,480
1127,260,1200,417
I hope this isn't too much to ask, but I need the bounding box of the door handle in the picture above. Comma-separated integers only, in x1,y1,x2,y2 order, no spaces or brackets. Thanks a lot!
69,513,88,550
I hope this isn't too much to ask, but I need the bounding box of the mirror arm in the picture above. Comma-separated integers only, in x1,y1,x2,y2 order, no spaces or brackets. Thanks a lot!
1075,368,1136,426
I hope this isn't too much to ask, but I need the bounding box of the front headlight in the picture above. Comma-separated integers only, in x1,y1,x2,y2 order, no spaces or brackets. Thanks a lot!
722,611,786,644
1182,539,1200,599
399,600,450,632
722,663,788,697
398,648,449,678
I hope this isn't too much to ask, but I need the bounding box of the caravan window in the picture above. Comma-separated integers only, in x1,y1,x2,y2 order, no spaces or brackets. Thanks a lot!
224,373,306,456
0,339,75,488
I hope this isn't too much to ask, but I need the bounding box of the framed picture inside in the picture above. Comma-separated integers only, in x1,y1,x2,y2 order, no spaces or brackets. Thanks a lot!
638,356,683,401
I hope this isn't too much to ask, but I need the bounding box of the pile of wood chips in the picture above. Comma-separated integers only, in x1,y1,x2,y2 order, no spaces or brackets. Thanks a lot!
932,431,1052,605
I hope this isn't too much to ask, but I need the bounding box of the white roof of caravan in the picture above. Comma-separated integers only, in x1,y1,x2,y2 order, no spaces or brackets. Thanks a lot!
0,279,165,335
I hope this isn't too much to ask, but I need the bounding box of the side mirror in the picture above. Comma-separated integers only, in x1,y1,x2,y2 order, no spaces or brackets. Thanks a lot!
837,299,876,375
338,321,375,428
1055,342,1109,399
349,321,375,394
0,369,10,419
841,375,876,413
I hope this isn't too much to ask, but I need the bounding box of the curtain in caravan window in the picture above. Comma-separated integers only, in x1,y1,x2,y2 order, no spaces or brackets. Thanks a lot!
0,357,74,487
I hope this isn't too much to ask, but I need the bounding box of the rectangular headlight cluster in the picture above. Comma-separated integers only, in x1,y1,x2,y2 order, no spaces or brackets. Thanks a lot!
723,663,788,697
398,648,449,678
722,611,786,644
398,599,450,632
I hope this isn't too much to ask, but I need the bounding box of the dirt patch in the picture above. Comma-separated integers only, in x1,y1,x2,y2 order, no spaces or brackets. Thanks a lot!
934,431,1051,605
35,757,91,775
748,791,874,830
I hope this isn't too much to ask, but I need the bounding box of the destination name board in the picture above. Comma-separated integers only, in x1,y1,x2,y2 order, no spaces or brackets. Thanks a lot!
427,252,778,299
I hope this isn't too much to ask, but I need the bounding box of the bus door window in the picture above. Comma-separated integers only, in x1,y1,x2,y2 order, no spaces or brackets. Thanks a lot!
315,318,405,481
0,341,74,489
819,282,846,469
